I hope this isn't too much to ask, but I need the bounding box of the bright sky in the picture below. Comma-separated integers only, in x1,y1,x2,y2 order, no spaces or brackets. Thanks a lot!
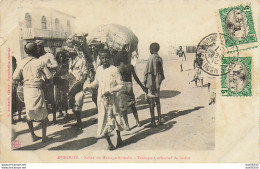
1,0,256,58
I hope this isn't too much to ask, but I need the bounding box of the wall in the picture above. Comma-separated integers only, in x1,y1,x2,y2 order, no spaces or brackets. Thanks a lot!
18,7,75,34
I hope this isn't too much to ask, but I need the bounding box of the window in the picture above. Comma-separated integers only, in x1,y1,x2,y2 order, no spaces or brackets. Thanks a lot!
67,20,71,34
55,18,60,32
41,16,47,29
25,13,32,28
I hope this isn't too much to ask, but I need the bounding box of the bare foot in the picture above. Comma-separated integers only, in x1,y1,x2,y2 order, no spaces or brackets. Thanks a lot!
146,122,156,128
57,113,64,118
108,145,116,151
125,125,130,131
32,136,42,142
157,121,163,126
42,137,53,143
136,122,142,127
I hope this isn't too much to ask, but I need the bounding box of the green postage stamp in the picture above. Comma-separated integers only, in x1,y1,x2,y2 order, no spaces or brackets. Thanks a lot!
218,4,257,48
221,57,252,96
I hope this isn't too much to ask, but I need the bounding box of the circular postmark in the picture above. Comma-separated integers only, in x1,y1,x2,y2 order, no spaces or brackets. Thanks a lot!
196,33,239,76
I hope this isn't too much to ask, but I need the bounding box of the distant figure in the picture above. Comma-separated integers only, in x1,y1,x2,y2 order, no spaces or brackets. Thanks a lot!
114,50,148,130
84,49,124,150
208,76,216,105
193,55,199,69
189,53,204,86
176,46,186,72
144,43,165,127
13,42,53,143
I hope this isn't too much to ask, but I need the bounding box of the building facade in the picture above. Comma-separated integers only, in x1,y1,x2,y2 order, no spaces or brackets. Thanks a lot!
3,7,75,59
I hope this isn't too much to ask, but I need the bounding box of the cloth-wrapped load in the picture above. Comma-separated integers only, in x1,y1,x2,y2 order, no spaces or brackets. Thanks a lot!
88,24,139,63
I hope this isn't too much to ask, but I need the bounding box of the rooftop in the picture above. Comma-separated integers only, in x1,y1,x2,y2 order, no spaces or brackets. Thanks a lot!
18,6,76,19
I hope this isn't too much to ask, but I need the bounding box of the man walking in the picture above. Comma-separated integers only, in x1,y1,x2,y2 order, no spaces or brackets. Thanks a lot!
176,46,186,72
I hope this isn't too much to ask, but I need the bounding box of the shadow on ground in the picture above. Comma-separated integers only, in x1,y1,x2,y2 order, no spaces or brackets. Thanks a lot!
15,116,97,150
14,89,179,137
14,108,97,138
134,90,181,112
16,106,204,150
160,90,181,99
120,106,204,148
49,137,98,150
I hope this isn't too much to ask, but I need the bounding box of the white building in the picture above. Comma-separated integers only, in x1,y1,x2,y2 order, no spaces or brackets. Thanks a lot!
1,7,75,60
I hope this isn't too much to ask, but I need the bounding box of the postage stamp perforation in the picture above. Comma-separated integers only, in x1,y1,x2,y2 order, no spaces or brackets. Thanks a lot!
221,56,252,97
217,3,258,50
249,53,255,97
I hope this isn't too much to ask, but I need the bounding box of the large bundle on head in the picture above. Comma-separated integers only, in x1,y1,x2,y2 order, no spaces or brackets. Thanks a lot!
88,24,139,63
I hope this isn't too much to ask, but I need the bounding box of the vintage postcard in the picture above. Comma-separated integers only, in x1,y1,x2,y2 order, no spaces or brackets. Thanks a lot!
0,0,259,163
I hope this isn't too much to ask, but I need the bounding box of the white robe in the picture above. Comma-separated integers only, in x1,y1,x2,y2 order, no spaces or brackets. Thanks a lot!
13,57,53,121
89,65,124,137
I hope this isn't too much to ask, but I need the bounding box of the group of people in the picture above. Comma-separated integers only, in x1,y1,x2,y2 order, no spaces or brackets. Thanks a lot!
178,46,216,105
176,45,216,105
12,34,165,150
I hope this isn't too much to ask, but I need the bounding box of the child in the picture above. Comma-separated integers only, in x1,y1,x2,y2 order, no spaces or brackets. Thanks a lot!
114,50,148,130
144,43,165,127
189,54,204,86
84,49,124,150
